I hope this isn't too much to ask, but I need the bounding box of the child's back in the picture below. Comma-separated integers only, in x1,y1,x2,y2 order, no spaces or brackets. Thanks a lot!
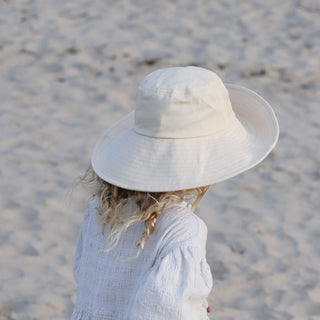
72,197,212,320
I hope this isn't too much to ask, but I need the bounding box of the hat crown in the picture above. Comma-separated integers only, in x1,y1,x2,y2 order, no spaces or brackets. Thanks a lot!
134,66,236,138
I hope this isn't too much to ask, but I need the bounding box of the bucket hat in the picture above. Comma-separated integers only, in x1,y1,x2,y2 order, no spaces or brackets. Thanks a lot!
91,66,279,192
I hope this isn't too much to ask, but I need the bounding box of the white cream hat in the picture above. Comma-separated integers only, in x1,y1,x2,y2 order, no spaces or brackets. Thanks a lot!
91,66,279,192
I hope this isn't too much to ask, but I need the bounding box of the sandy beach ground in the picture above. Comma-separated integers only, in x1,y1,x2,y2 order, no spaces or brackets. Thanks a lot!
0,0,319,319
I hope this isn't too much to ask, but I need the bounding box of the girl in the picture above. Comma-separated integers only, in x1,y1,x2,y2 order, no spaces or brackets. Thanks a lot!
71,66,279,320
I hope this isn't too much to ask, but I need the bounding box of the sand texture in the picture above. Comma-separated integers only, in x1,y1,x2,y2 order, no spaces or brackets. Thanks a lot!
0,0,319,319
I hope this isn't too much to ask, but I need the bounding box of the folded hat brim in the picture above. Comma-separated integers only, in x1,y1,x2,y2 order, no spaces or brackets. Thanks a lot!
91,84,279,192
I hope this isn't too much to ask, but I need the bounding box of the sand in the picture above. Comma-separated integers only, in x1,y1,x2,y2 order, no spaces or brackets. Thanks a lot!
0,0,319,319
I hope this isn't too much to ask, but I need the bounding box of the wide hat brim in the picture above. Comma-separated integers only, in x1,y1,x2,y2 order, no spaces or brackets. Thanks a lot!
91,84,279,192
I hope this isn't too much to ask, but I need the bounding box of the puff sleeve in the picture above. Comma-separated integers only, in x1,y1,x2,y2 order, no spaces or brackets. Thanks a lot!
125,244,213,320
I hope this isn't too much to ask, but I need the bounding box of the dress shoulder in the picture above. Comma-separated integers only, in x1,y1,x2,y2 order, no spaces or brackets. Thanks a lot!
154,205,208,260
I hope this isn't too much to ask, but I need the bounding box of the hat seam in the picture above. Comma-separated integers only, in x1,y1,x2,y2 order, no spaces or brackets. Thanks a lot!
138,82,214,97
133,115,238,140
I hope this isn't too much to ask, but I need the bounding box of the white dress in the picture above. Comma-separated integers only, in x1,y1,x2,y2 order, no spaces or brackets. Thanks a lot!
71,197,213,320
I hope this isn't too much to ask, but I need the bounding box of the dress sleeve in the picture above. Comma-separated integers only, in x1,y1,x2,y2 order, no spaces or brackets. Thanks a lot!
72,201,93,285
72,223,83,285
125,244,213,320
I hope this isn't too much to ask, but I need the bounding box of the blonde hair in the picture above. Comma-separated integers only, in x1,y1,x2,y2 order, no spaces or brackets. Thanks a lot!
79,165,210,259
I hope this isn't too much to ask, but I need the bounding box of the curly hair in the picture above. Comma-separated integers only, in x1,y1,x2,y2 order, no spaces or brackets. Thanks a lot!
79,165,211,259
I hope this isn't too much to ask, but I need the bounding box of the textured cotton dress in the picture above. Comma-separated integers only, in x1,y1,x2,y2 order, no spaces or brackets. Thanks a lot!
71,197,213,320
